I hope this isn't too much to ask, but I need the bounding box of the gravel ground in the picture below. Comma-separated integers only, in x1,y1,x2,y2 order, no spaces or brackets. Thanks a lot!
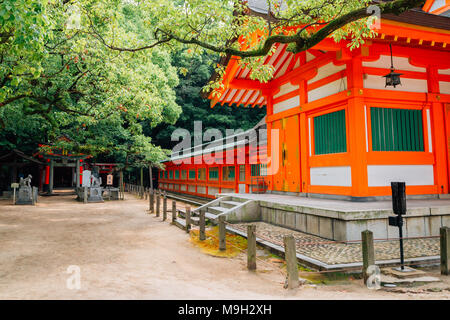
0,193,449,300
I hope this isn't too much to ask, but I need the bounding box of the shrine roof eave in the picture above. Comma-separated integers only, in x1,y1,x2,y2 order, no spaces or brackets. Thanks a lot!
0,149,45,165
41,154,91,161
203,8,450,102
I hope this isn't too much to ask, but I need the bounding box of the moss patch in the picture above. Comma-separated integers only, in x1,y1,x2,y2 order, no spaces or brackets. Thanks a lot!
190,226,247,258
301,271,362,285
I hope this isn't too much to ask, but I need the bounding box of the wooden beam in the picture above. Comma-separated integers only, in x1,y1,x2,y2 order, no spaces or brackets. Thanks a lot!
229,79,270,91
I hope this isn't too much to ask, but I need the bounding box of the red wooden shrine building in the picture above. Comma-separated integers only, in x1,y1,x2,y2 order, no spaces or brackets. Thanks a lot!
160,1,450,200
36,138,119,193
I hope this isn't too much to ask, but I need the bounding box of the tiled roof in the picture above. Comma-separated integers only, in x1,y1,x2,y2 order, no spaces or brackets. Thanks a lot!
247,1,450,30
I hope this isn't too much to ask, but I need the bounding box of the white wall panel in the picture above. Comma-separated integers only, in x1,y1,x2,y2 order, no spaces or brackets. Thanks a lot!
363,55,426,72
308,77,347,102
308,62,346,84
208,187,219,195
273,95,300,114
274,82,299,99
364,75,428,93
310,166,352,187
367,165,434,186
439,81,450,94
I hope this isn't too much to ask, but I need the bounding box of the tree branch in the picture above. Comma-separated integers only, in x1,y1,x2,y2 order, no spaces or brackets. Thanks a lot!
114,0,425,58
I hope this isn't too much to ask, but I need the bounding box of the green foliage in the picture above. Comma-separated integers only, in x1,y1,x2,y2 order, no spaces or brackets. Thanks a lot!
78,0,422,96
0,0,51,103
0,1,181,167
145,51,265,150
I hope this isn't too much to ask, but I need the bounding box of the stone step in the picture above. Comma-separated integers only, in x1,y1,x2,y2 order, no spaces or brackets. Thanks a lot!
174,218,186,230
205,212,218,220
231,196,247,203
190,216,200,226
220,200,242,209
208,206,228,215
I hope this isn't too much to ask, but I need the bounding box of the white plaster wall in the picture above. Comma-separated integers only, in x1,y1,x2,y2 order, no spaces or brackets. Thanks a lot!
275,55,294,78
180,184,187,191
273,51,290,73
233,90,245,103
188,185,195,192
363,55,426,72
273,95,300,114
310,166,352,187
364,75,428,93
439,81,450,94
308,62,346,84
306,51,315,62
367,165,434,187
438,68,450,75
221,188,234,193
197,186,206,194
308,77,347,102
241,90,254,104
274,82,299,99
266,44,286,65
208,187,219,195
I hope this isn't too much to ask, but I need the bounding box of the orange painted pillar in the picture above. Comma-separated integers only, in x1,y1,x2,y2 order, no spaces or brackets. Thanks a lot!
347,58,369,197
265,93,274,192
428,66,448,194
299,79,308,193
45,164,50,185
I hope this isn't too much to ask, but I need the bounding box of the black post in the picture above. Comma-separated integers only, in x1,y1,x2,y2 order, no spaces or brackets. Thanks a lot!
398,217,405,270
391,182,406,270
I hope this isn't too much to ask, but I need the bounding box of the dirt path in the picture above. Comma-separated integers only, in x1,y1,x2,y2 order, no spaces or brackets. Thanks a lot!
0,194,449,300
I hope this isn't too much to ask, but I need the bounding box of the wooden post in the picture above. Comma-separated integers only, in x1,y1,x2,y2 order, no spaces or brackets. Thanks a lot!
199,209,206,241
148,164,153,190
150,189,154,213
145,187,148,200
361,230,375,284
119,171,124,200
247,224,256,271
219,215,226,251
156,190,160,217
172,200,177,223
12,186,16,205
185,206,191,233
283,235,299,289
49,159,54,195
83,186,88,204
75,159,80,187
163,193,167,221
441,227,450,275
140,167,144,198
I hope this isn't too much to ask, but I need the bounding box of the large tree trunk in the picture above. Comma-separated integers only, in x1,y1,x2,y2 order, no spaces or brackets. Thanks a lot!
149,164,153,190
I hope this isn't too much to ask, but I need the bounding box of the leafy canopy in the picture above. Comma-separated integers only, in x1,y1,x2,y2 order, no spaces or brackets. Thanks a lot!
0,0,182,167
83,0,425,97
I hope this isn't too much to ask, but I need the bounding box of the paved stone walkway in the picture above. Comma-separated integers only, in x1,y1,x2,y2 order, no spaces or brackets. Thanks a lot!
232,222,440,265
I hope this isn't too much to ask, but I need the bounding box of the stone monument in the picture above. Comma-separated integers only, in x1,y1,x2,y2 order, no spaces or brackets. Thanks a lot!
88,174,103,202
16,174,34,205
76,169,104,203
